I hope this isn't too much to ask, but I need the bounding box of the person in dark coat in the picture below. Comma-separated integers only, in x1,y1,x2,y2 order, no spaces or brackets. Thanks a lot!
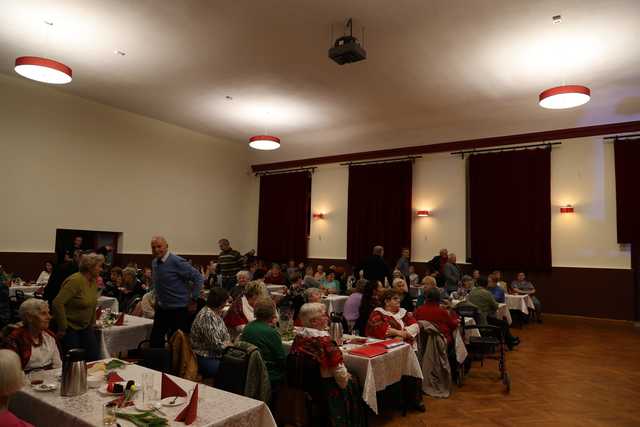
43,251,80,311
427,248,448,287
358,245,392,286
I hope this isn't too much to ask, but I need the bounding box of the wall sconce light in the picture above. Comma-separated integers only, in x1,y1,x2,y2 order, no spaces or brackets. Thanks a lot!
416,210,431,217
560,205,575,214
312,213,325,220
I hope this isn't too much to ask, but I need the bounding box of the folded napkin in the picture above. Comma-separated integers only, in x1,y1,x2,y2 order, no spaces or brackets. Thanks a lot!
175,385,198,425
114,312,125,326
106,372,125,383
95,308,103,320
161,373,187,399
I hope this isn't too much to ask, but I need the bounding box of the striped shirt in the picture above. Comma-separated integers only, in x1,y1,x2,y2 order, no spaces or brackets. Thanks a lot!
218,249,244,279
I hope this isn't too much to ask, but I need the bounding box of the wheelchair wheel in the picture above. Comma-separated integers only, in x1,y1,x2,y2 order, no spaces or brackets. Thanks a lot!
503,372,511,393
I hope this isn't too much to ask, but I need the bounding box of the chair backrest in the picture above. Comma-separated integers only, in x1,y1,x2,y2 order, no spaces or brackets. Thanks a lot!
286,352,323,401
136,339,172,373
216,344,258,395
126,297,142,314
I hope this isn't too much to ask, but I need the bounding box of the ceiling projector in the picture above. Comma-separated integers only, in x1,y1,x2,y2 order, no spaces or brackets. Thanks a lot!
328,18,367,65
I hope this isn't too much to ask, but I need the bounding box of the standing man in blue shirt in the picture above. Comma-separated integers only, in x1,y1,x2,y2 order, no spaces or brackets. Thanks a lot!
150,236,204,347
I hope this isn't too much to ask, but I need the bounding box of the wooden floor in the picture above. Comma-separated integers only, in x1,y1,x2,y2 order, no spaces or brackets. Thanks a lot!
371,315,640,427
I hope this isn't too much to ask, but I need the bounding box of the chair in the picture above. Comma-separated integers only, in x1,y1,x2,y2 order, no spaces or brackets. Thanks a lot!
132,339,172,373
125,297,142,315
455,304,511,393
284,352,329,427
216,341,271,403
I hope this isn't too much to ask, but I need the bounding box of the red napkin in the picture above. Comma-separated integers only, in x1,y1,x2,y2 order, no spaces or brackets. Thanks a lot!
114,312,125,326
161,373,187,398
109,395,134,408
368,338,403,348
349,345,388,358
96,308,103,320
107,372,125,383
175,385,198,425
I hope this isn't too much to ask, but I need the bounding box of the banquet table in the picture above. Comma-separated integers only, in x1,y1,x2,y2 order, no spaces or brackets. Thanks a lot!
283,335,423,414
322,294,349,314
10,360,277,427
98,295,120,313
505,294,535,315
265,284,287,294
97,315,154,358
8,285,41,298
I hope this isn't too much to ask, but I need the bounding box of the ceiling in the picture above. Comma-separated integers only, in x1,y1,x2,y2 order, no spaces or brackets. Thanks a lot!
1,0,639,164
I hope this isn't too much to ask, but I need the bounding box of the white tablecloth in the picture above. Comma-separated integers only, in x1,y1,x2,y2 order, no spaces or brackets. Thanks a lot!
497,303,512,325
98,296,119,313
323,295,349,314
284,335,422,414
97,315,154,358
505,294,535,315
9,285,41,298
10,361,277,427
453,318,481,364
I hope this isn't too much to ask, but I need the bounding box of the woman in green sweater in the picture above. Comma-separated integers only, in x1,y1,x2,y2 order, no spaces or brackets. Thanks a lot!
52,253,104,361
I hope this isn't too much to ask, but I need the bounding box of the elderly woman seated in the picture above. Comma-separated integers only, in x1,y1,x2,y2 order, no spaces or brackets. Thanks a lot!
224,281,262,339
230,270,252,299
2,299,61,372
364,289,425,412
366,289,419,344
0,349,33,426
290,303,366,425
190,288,231,378
293,287,322,326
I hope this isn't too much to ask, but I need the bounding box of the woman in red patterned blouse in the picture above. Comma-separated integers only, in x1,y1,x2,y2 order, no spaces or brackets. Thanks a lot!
365,289,419,344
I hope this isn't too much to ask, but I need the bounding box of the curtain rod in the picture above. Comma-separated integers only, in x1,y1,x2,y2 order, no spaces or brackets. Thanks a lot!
451,142,561,159
340,155,421,167
603,133,640,140
254,167,316,177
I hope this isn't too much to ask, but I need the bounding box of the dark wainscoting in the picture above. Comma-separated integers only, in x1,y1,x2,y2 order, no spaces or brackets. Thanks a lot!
305,257,635,321
3,252,634,320
0,252,218,282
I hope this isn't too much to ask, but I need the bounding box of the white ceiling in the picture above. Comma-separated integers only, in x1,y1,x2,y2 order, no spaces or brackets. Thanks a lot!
1,0,639,164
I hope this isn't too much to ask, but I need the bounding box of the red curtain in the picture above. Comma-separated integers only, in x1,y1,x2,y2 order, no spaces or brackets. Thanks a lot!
257,172,311,261
468,148,551,270
614,138,640,244
347,161,413,266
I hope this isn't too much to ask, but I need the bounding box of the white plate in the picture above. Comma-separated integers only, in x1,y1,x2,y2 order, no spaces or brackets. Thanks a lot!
32,383,58,392
98,382,135,396
160,396,186,406
134,402,155,411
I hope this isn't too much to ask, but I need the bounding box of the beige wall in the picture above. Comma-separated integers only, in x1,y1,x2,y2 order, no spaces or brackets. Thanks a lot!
306,138,630,269
0,74,256,255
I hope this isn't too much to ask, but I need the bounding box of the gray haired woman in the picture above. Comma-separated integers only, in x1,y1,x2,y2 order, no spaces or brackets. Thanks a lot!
2,299,61,371
0,349,32,426
52,253,104,361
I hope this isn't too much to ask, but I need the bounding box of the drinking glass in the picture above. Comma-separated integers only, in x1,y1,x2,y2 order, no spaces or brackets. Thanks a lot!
142,373,155,404
103,402,117,426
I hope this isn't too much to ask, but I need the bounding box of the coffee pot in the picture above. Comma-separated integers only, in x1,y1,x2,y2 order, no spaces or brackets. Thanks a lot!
60,348,87,397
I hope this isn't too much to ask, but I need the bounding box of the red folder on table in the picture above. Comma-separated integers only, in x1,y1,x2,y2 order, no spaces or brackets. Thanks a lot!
349,345,388,358
368,338,404,349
